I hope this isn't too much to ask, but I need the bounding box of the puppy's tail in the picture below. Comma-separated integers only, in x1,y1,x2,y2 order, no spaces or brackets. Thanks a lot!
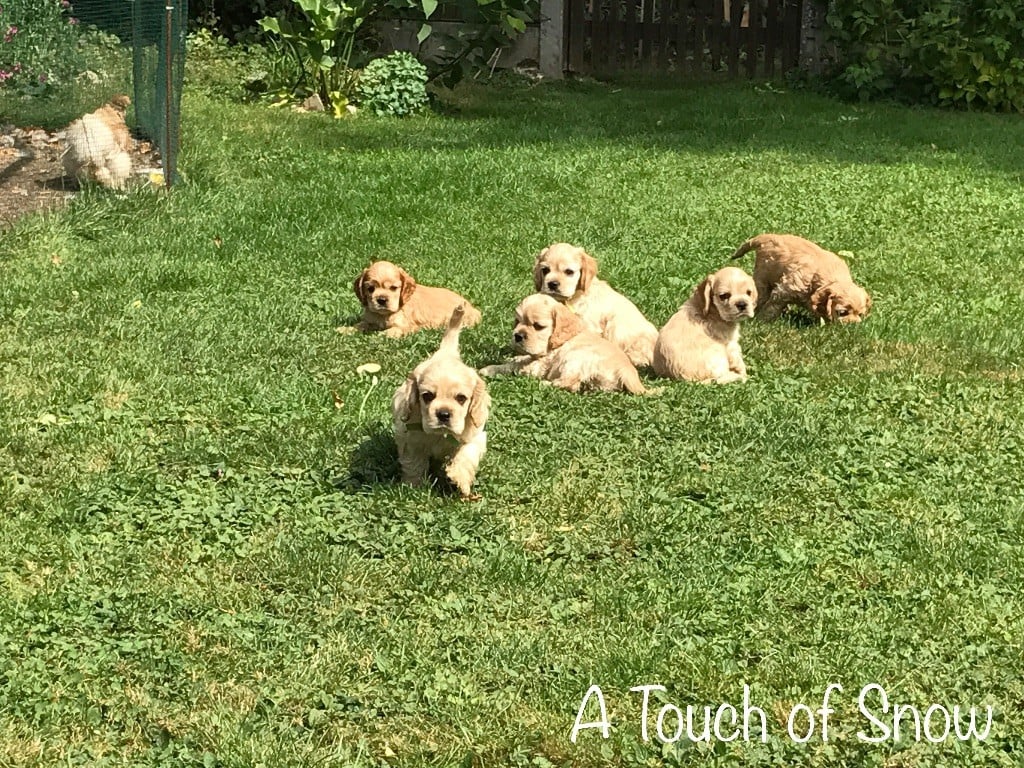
730,236,763,261
621,366,650,396
438,305,466,357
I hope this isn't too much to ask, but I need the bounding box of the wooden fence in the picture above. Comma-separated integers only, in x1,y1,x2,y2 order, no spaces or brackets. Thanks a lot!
565,0,804,77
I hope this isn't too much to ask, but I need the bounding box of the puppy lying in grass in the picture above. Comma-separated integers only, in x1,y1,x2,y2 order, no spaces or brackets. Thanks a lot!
352,260,482,338
534,242,658,368
62,95,134,190
653,266,756,384
481,293,651,394
731,233,872,323
392,306,490,500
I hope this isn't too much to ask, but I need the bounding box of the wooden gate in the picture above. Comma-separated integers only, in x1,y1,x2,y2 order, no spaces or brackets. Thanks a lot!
565,0,803,77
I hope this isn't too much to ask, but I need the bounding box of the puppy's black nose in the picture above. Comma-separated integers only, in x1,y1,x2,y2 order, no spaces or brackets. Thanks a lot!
736,300,748,312
547,280,559,291
513,332,525,344
375,296,388,306
436,408,451,423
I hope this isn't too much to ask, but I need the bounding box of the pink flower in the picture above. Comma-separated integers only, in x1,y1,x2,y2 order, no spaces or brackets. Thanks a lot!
61,0,71,6
68,16,78,24
3,24,17,42
38,73,47,83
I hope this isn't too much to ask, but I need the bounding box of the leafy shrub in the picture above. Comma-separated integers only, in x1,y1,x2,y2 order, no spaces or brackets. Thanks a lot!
356,50,427,116
0,0,82,93
826,0,1024,111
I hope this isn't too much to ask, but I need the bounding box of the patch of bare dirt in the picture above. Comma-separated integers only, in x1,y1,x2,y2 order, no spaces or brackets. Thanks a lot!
0,123,160,229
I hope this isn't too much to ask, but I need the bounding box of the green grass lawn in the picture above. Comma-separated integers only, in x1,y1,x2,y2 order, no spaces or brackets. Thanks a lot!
1,72,1023,767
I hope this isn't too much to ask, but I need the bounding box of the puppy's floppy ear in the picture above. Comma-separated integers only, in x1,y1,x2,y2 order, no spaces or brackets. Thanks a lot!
811,286,834,320
698,276,714,316
548,302,585,349
533,248,549,291
353,269,370,307
578,250,598,293
467,375,490,431
399,268,417,306
392,376,421,424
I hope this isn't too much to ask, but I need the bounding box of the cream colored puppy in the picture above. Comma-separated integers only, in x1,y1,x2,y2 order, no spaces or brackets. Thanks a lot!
480,293,649,394
534,243,658,368
653,267,757,384
392,306,490,500
353,260,482,338
731,233,871,323
62,95,134,190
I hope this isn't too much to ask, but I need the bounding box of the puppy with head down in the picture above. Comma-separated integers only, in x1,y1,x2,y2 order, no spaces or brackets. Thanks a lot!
480,293,649,394
392,306,490,499
534,243,658,368
652,266,756,384
731,233,871,323
62,95,134,190
353,260,482,338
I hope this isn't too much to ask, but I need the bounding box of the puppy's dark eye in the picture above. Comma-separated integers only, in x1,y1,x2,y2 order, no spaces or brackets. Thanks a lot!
455,394,468,405
540,266,550,275
389,285,398,291
718,292,731,300
837,308,850,316
564,269,575,276
421,392,435,403
533,323,545,331
746,289,753,296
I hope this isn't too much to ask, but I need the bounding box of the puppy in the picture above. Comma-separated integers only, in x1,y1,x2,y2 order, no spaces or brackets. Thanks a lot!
62,95,134,190
353,260,482,338
533,243,658,368
731,233,871,323
392,306,490,500
480,293,649,394
652,266,756,384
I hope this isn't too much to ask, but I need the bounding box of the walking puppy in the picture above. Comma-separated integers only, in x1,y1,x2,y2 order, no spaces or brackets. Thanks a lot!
392,306,490,500
353,260,482,338
652,266,756,384
533,243,658,368
62,95,134,190
480,293,650,394
731,233,871,323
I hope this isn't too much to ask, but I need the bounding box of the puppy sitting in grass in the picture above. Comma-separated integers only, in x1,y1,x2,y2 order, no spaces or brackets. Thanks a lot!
480,293,651,395
62,95,134,190
730,233,871,323
392,306,490,500
352,260,482,338
653,266,756,384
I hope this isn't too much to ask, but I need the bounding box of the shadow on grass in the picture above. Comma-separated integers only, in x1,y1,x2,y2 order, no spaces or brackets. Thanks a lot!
277,78,1024,180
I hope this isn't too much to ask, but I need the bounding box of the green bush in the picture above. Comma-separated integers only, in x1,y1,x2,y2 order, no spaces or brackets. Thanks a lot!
826,0,1024,111
356,50,427,116
0,0,82,93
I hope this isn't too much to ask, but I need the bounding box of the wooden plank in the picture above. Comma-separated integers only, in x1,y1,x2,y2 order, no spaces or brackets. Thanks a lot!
727,0,741,76
710,0,723,70
659,0,675,70
676,0,690,73
765,0,777,77
782,0,800,72
745,0,758,77
693,0,707,71
641,0,656,68
591,0,607,73
607,0,621,70
624,0,638,68
568,0,586,72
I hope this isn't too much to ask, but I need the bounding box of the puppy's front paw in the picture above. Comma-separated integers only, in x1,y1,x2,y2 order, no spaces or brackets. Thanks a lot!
335,325,359,335
383,327,406,339
479,365,502,377
460,492,482,502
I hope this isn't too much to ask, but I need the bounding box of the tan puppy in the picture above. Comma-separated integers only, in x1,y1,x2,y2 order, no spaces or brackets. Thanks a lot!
480,293,649,394
652,267,756,384
353,260,482,338
62,95,134,190
392,306,490,500
534,243,658,368
731,233,871,323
